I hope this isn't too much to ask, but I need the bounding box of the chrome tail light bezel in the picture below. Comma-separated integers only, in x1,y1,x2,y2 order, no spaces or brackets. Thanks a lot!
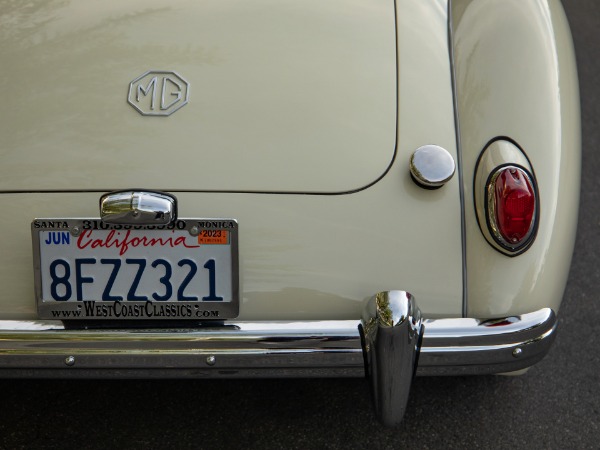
484,164,539,254
473,139,540,257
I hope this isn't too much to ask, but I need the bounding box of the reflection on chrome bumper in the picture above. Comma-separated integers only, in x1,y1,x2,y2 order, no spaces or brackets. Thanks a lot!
0,292,557,425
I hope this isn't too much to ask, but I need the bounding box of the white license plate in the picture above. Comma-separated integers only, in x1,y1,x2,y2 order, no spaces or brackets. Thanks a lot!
32,218,239,320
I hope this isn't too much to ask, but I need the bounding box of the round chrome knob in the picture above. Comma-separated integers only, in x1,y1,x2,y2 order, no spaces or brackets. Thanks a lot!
409,145,456,189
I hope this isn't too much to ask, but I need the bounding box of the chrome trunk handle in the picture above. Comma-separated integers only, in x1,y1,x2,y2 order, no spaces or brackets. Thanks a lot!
100,190,177,226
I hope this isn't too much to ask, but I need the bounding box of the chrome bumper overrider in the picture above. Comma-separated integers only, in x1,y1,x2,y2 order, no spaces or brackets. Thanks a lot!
0,291,557,425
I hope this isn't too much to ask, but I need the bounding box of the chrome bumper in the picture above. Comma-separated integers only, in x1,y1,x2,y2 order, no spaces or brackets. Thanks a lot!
0,291,557,425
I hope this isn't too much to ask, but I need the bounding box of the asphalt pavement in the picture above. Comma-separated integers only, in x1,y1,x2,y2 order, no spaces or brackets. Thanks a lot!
0,0,598,448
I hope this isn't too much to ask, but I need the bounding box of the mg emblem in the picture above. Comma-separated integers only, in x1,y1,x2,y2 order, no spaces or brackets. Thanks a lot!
128,71,189,116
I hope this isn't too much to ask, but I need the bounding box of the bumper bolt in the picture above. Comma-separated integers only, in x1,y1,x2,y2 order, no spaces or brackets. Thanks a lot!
65,356,76,366
512,348,523,358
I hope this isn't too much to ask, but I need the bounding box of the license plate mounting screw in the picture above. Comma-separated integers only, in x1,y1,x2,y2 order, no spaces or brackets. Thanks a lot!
70,226,81,237
65,356,76,366
189,226,199,237
512,347,523,358
206,355,216,366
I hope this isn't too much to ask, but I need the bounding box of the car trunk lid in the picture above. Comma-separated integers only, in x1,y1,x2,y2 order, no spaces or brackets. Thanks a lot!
0,0,396,193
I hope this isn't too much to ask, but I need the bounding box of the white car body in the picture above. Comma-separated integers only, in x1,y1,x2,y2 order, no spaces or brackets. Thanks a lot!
0,0,579,425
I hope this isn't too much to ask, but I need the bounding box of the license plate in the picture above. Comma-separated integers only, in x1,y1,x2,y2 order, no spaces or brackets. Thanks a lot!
32,218,239,320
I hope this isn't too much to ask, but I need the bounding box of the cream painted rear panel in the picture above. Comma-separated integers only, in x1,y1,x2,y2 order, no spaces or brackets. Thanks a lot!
0,0,463,321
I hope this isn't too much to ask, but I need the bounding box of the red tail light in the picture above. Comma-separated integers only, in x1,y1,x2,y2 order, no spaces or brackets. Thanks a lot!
488,166,537,250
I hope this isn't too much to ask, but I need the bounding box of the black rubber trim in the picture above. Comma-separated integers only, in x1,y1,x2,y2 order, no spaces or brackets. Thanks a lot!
447,0,468,317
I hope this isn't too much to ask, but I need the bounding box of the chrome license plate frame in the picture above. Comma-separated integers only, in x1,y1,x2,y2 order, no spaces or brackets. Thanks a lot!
32,218,239,321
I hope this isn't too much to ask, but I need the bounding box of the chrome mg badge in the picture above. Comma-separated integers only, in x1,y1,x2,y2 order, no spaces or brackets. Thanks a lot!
128,71,189,116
